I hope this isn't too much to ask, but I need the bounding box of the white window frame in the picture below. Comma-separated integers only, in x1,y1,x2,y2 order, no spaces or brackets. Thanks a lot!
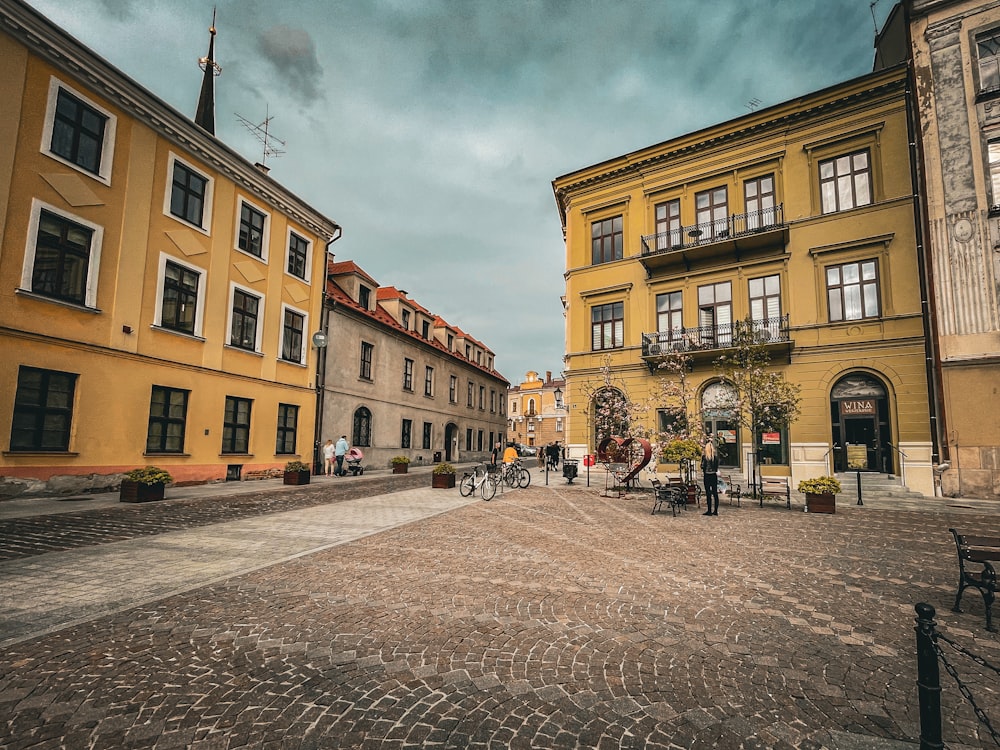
278,303,309,365
234,196,271,262
40,77,117,184
285,227,312,282
153,252,207,338
164,152,214,235
226,281,265,354
20,199,103,309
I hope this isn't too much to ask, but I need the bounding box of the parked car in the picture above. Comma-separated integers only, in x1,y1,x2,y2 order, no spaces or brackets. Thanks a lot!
516,443,537,457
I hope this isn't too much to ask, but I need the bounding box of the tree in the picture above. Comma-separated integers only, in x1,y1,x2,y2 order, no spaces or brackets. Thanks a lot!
631,348,705,463
712,317,801,459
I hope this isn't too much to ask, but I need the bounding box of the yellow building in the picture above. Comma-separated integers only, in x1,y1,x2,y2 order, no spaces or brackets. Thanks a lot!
553,65,936,497
507,371,568,452
0,1,340,493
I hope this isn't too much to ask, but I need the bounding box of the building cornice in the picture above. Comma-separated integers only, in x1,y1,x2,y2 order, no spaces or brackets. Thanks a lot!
1,0,340,239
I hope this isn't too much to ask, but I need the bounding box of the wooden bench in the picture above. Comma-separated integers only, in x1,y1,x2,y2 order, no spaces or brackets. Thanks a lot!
758,476,791,509
721,473,742,507
650,478,687,516
950,528,1000,631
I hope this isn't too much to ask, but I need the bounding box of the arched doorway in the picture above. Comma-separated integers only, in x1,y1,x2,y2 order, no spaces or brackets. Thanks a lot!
592,387,629,448
444,422,458,462
830,373,892,473
701,382,740,469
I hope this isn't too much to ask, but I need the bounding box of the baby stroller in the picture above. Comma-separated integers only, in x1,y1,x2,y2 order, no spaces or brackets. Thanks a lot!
345,447,364,476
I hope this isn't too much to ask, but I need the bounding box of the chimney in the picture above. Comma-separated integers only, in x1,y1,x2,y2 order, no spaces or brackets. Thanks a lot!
546,371,552,384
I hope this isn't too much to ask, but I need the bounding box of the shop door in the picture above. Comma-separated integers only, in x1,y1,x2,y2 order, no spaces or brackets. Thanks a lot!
843,416,878,471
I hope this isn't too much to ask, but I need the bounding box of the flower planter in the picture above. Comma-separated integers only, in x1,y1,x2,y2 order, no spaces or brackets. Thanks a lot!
283,470,310,486
392,464,408,474
120,480,165,503
432,473,455,488
806,492,836,514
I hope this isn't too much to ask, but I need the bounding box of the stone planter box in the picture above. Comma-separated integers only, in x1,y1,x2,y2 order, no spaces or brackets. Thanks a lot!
392,464,408,474
806,492,836,514
432,473,455,488
283,470,310,486
120,481,165,503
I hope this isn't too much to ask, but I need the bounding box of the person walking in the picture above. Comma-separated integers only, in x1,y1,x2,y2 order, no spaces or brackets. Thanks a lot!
322,439,336,476
537,444,546,469
701,439,720,515
334,435,349,477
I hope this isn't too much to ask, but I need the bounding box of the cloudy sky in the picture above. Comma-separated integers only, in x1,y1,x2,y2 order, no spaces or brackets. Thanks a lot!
28,0,894,385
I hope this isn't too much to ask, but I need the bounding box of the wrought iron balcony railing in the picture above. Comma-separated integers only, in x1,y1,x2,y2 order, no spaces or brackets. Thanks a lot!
640,204,785,255
641,315,790,357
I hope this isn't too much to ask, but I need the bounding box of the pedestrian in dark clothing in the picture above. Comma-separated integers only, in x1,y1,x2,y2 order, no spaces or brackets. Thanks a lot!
701,439,720,515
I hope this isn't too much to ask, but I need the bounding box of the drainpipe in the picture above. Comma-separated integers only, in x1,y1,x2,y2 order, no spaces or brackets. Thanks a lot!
313,226,342,475
901,13,947,472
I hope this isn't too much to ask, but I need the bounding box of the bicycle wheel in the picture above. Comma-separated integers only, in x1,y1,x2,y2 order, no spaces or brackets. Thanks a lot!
502,465,517,488
480,474,496,501
459,472,476,497
517,467,531,488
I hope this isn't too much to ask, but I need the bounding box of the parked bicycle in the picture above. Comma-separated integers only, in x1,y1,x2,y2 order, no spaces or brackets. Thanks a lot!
500,459,531,489
459,463,498,501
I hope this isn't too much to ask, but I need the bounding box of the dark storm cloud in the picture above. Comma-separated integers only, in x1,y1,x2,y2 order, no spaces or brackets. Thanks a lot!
256,24,324,102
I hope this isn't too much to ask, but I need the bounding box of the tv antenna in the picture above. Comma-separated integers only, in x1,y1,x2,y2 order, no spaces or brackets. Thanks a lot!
745,97,762,112
235,106,286,168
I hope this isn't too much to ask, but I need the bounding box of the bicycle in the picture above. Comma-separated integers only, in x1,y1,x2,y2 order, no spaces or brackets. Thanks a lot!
459,463,498,501
500,459,531,489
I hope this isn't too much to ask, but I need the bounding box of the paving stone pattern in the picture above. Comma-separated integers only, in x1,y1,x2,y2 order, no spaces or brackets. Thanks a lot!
1,479,999,749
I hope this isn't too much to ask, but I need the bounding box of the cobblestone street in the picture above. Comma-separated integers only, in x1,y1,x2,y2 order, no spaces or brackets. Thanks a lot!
1,472,998,749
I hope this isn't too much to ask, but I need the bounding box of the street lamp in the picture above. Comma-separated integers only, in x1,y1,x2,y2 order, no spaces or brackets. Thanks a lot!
553,386,564,410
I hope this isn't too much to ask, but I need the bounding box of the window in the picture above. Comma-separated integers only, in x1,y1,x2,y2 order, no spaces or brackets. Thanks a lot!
286,231,310,280
422,320,430,338
403,358,414,390
657,408,688,438
819,150,871,214
424,366,434,397
229,287,261,351
281,307,305,364
10,366,76,451
465,428,473,451
352,406,372,447
42,79,116,182
25,207,98,307
467,381,474,407
749,275,781,323
479,385,485,410
275,404,298,455
695,186,728,239
591,301,624,351
237,200,267,258
449,375,458,403
745,174,776,229
168,156,211,229
654,200,681,250
146,386,189,453
222,396,252,454
360,342,374,380
157,256,203,336
827,260,880,322
477,429,484,452
465,344,471,359
978,30,1000,93
591,215,623,264
358,285,371,309
989,140,1000,208
401,419,412,449
490,389,496,413
422,422,432,449
656,291,683,345
698,282,732,347
447,334,454,350
402,310,411,329
757,423,788,466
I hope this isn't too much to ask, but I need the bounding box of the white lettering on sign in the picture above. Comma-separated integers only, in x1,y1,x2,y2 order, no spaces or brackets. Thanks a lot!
841,400,875,415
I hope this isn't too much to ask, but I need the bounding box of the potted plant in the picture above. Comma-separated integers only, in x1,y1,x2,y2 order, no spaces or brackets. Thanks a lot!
283,460,311,486
661,439,702,503
391,456,410,474
120,466,173,503
797,475,842,514
431,462,456,488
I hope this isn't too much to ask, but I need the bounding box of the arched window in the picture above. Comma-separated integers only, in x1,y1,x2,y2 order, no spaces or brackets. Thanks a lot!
592,387,629,447
352,406,372,447
701,381,740,468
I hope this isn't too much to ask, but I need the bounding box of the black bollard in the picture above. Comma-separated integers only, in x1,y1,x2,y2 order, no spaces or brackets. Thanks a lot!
856,469,863,506
914,603,943,750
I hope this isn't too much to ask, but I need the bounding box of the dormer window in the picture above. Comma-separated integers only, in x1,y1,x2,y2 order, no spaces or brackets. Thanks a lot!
422,320,430,338
358,284,371,310
402,310,411,329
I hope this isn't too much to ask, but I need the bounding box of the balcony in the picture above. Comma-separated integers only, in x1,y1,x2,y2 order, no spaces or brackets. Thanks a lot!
641,315,792,370
640,205,788,274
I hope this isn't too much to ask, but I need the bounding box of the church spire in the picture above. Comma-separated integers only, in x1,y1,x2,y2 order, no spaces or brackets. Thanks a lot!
195,9,222,134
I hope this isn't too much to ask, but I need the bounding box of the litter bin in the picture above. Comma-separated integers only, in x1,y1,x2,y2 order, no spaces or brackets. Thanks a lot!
433,451,442,463
563,459,579,484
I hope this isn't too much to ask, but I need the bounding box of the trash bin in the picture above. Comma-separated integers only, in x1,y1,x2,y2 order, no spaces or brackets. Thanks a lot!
433,451,442,463
563,459,579,484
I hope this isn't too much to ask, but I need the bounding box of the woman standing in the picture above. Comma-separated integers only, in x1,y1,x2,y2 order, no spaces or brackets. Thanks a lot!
322,439,336,476
701,439,720,516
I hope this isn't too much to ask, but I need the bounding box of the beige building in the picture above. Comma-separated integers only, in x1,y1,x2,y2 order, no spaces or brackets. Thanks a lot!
553,64,936,497
318,261,508,469
902,0,1000,498
507,371,568,452
0,0,340,494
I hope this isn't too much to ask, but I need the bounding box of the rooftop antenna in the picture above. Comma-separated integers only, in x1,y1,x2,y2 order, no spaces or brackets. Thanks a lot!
235,106,286,171
745,97,762,112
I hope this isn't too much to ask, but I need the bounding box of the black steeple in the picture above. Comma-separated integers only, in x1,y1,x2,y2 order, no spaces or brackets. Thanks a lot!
195,10,221,134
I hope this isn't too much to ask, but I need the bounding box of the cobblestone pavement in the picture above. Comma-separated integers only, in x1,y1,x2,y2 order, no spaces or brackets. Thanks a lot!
1,471,998,749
